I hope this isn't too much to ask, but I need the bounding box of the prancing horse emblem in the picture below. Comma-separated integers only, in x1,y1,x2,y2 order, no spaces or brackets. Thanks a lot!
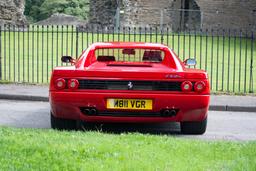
127,81,133,90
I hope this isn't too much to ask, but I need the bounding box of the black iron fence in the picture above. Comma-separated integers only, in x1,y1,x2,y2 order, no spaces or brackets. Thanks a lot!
0,25,255,93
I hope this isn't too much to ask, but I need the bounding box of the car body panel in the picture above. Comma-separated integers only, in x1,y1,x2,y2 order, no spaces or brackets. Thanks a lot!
50,91,209,123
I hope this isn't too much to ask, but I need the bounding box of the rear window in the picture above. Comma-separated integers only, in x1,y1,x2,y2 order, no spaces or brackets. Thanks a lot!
95,48,165,63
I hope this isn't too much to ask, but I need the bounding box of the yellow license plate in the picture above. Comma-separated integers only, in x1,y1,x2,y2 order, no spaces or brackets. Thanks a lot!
107,99,152,110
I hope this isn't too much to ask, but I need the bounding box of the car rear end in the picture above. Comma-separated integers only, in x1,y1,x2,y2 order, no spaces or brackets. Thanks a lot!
49,43,210,134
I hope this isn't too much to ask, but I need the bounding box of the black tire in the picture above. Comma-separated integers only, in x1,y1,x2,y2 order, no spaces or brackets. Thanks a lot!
180,117,207,135
51,112,77,130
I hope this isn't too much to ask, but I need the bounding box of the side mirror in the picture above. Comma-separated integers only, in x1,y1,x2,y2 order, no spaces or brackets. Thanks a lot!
183,58,196,66
61,56,75,64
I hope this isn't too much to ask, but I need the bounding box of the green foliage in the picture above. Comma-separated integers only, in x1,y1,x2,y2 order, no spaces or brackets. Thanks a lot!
25,0,46,22
25,0,89,22
0,127,256,170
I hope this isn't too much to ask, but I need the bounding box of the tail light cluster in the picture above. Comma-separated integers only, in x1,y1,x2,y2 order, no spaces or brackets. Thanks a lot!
181,81,193,92
194,81,206,92
54,78,79,90
181,81,206,93
68,79,79,90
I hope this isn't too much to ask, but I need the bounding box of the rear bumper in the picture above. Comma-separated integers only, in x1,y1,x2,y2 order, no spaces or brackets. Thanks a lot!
50,91,210,123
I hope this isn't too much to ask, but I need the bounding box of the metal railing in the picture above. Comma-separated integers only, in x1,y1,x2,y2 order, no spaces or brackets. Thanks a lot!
0,25,255,93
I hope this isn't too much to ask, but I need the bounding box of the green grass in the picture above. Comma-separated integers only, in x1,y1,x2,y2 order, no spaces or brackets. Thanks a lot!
0,127,255,171
0,80,11,84
0,25,255,93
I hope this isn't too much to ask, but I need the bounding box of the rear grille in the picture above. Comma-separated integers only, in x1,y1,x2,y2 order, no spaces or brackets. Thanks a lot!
78,80,182,91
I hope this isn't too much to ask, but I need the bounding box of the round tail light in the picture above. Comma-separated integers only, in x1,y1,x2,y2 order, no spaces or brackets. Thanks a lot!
181,81,192,92
68,79,79,90
55,78,66,90
194,81,206,92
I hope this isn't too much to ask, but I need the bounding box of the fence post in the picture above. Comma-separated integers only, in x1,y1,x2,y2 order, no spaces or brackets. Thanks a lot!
249,31,254,93
160,10,164,44
75,26,79,59
0,25,2,81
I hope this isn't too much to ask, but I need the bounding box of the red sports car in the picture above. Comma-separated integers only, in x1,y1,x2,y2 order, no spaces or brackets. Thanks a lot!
49,42,210,134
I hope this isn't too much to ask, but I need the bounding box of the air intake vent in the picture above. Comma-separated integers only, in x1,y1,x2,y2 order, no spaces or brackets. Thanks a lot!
78,80,182,91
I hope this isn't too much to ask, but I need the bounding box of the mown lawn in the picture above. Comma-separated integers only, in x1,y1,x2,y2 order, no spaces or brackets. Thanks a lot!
0,26,255,93
0,126,255,171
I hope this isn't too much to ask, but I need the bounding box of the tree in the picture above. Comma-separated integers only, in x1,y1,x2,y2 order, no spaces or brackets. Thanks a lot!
25,0,90,22
25,0,46,22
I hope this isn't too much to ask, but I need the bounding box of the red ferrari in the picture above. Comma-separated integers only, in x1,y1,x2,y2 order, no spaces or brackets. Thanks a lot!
49,42,210,134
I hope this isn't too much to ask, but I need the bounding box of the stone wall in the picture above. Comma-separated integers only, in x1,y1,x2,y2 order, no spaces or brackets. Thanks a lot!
121,0,180,28
89,0,256,32
196,0,256,31
0,0,27,25
89,0,117,27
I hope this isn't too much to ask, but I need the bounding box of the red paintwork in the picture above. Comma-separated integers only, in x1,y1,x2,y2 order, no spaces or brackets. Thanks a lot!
49,42,210,123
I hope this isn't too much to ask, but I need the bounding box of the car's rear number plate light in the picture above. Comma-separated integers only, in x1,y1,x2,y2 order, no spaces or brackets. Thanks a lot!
106,99,153,110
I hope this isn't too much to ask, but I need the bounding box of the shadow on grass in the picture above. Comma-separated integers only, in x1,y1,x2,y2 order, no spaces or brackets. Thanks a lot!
79,121,181,136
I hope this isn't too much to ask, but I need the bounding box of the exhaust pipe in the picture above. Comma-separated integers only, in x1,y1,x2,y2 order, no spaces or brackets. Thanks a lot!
161,109,177,117
170,109,176,116
90,108,97,115
82,108,97,115
162,109,170,116
84,108,91,115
